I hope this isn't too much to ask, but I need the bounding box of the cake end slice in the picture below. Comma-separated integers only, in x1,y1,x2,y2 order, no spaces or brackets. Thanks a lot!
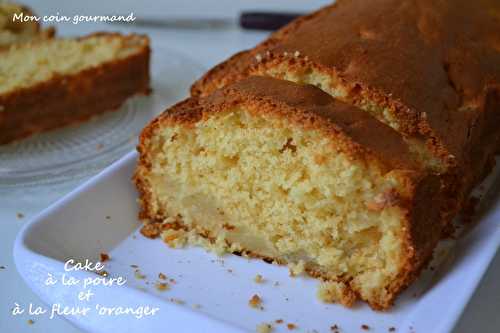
135,76,441,310
0,32,150,144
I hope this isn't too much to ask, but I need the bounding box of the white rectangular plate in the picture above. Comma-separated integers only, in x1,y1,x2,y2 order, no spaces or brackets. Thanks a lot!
14,151,500,333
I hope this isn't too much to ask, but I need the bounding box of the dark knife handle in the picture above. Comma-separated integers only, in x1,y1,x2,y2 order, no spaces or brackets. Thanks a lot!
239,12,301,31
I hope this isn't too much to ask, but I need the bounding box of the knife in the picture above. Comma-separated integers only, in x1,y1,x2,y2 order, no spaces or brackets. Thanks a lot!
110,11,302,31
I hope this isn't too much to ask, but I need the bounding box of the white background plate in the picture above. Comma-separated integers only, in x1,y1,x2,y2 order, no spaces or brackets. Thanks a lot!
14,152,500,333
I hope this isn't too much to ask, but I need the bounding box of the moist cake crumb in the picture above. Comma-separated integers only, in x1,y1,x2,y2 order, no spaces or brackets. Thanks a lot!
140,224,160,239
155,282,169,291
100,253,110,262
287,323,297,330
162,228,188,248
288,260,306,276
275,319,284,324
361,324,370,330
254,274,265,283
256,323,273,333
317,281,356,307
158,272,167,280
249,294,262,309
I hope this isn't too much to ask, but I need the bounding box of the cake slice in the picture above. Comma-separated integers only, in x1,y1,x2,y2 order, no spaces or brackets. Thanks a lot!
0,2,55,48
0,32,150,144
191,0,500,225
135,76,441,310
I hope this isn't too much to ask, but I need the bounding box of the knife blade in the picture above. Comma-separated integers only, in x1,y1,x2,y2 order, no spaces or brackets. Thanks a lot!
109,11,301,31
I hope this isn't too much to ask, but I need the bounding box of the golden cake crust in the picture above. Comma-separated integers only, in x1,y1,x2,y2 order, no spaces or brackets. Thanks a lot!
135,77,442,310
0,33,150,144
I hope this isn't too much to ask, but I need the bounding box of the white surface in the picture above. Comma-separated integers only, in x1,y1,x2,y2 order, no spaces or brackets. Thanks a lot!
1,1,499,333
12,152,500,333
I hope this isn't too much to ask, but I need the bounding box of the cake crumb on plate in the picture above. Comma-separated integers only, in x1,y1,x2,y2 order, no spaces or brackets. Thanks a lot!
256,322,273,333
254,274,265,283
99,253,110,262
249,294,263,309
155,282,169,291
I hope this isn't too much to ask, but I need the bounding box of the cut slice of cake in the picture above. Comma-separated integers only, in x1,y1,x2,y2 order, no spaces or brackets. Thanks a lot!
0,32,150,144
0,2,55,48
135,76,442,310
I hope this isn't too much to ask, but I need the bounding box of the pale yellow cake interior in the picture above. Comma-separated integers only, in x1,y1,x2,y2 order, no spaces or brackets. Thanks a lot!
0,34,146,95
142,107,411,305
256,62,445,172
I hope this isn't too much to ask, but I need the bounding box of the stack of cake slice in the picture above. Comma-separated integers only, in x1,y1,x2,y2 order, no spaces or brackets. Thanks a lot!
134,0,500,309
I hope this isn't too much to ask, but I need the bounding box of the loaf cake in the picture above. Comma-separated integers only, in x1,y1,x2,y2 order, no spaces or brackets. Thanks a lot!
0,32,150,144
192,0,500,221
135,0,500,310
0,2,55,48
